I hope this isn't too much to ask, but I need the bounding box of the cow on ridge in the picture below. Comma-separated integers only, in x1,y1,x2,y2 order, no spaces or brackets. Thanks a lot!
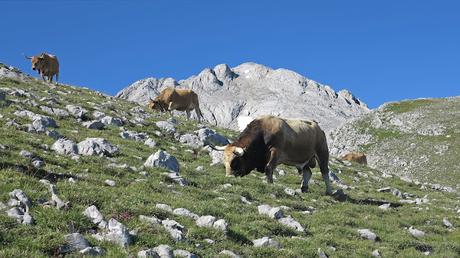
25,52,59,83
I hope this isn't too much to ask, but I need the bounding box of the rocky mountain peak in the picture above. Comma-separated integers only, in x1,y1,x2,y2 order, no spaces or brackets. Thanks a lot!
117,62,370,133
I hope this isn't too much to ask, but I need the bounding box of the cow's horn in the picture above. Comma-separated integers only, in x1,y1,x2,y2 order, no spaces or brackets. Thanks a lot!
233,147,245,156
210,144,227,151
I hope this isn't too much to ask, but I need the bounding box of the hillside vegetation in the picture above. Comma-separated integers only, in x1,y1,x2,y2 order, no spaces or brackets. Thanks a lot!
330,97,460,191
0,70,459,257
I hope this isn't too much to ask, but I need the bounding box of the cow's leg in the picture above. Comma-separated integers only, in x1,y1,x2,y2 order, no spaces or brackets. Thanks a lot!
265,148,278,184
317,147,332,195
49,74,53,83
301,166,312,193
186,110,190,120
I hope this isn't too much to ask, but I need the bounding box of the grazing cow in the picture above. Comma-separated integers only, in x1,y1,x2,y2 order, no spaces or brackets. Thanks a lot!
148,87,204,122
341,152,367,165
213,115,332,195
25,53,59,83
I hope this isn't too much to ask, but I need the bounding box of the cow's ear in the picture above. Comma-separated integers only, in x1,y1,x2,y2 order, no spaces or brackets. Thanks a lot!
233,147,245,157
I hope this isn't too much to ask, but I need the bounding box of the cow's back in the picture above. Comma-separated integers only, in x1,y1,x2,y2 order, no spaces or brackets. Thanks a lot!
258,116,326,165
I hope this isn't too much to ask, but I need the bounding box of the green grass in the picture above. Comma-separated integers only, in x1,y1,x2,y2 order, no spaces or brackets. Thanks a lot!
0,78,459,257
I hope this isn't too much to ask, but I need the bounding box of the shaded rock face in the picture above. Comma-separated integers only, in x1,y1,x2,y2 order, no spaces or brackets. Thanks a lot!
77,138,118,156
116,62,369,134
144,150,180,173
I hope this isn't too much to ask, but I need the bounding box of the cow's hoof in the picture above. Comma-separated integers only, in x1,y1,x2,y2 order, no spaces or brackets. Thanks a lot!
301,186,309,193
225,174,235,178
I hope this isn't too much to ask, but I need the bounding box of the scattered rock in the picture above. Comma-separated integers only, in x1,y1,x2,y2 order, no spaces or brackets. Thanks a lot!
77,138,118,156
101,218,133,247
101,116,123,126
408,226,425,238
144,138,157,148
252,236,281,249
137,249,160,258
196,215,216,228
318,248,329,258
66,105,88,119
155,121,176,134
258,204,284,219
144,150,180,173
219,250,240,258
372,249,381,257
240,196,252,205
284,187,296,196
83,205,106,226
139,215,162,225
153,244,174,258
79,246,104,256
120,130,149,141
104,179,116,187
378,203,391,210
83,120,105,130
179,133,202,148
443,217,453,228
162,218,185,241
173,249,197,258
358,229,379,241
59,233,91,254
195,128,229,146
279,215,304,232
213,219,228,232
173,208,199,220
156,203,173,213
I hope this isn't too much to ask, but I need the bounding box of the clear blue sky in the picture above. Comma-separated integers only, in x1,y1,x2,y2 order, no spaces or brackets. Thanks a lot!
1,1,459,108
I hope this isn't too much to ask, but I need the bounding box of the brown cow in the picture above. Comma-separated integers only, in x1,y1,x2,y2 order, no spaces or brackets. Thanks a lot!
148,87,204,122
25,53,59,83
341,152,367,165
213,115,332,195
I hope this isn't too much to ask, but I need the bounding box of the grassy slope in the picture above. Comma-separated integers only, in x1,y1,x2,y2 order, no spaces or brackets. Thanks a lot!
0,78,459,257
342,98,460,189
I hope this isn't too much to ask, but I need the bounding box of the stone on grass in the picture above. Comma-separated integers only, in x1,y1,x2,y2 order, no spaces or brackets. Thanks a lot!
173,208,199,220
79,246,104,256
104,179,116,187
120,130,149,141
279,216,304,232
9,189,32,207
77,138,118,156
161,218,185,241
66,105,88,119
213,219,228,232
83,205,105,225
443,217,453,228
318,248,329,258
195,128,229,146
153,244,174,258
144,150,179,173
258,204,284,219
19,150,34,158
378,203,391,210
284,187,296,196
179,134,202,148
101,116,123,126
137,249,160,258
59,233,91,254
83,120,105,130
372,249,381,257
252,236,281,249
155,203,173,213
144,138,157,148
219,250,240,258
155,121,176,134
358,229,378,241
408,226,425,238
173,249,197,258
139,215,162,225
104,218,132,247
196,215,216,228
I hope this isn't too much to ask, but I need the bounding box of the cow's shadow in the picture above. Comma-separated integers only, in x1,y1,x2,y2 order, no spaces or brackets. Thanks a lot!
332,190,402,208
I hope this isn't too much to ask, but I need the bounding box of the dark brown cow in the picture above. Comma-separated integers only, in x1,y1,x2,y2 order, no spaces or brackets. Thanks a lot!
213,115,332,194
341,152,367,165
148,87,204,122
25,53,59,83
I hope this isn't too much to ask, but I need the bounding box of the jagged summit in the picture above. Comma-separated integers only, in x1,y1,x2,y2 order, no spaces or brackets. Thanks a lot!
117,62,369,133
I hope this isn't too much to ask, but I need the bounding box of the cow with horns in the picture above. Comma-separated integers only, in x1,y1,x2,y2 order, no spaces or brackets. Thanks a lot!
212,115,332,195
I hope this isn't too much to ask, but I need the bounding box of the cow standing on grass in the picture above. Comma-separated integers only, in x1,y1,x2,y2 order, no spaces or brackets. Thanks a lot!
25,53,59,83
213,115,332,195
148,87,204,122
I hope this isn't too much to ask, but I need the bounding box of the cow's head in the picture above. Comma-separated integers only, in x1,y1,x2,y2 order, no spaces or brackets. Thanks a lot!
25,53,45,71
147,98,166,112
214,144,253,177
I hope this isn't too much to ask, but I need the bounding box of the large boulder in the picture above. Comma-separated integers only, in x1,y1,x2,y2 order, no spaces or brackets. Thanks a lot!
66,105,88,119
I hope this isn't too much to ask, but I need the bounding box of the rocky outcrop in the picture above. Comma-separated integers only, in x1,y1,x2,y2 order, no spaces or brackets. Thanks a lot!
116,62,369,133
